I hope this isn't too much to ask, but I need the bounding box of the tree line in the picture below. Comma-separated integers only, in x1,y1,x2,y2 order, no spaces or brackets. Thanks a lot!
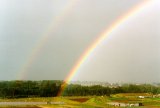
0,80,160,98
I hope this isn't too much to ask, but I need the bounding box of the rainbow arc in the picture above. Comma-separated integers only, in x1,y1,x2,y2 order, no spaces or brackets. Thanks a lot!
57,0,152,96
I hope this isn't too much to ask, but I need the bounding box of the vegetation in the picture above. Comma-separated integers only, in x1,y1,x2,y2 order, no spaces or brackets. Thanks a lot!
0,95,160,108
0,81,160,107
0,80,160,98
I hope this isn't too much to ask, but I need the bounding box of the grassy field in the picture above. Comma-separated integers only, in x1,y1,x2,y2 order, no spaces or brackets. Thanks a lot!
0,93,160,108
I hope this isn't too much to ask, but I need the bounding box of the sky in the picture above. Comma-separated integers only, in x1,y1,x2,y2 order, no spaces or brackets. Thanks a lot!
0,0,160,83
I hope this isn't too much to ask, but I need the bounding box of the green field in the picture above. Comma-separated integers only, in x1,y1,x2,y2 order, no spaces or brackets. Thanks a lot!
0,93,160,108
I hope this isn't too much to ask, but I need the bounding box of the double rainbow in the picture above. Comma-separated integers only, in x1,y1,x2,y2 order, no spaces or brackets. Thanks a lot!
16,0,154,96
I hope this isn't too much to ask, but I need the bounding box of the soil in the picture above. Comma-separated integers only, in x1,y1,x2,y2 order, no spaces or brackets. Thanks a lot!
69,98,89,103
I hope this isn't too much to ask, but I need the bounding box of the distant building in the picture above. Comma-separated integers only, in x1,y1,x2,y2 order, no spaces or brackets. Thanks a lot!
138,96,144,99
107,102,142,107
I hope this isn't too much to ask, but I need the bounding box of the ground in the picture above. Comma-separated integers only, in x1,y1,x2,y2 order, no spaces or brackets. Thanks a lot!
0,93,160,108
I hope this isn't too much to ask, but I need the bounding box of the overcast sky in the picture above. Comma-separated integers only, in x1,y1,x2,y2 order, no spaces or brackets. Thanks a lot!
0,0,160,83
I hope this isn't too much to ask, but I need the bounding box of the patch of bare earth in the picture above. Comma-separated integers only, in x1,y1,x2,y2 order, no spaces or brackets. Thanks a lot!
69,98,89,103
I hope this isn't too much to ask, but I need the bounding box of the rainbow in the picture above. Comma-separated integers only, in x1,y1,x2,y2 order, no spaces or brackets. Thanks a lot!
17,0,79,79
57,0,153,96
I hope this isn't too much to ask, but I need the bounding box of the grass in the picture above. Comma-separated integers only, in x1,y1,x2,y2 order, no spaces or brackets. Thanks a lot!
0,94,160,108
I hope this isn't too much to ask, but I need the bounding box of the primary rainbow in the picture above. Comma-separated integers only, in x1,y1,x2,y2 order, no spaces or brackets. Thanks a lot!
57,0,153,96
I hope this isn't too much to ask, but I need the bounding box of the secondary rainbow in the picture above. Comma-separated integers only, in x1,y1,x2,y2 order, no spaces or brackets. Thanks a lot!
17,0,78,79
57,0,153,96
